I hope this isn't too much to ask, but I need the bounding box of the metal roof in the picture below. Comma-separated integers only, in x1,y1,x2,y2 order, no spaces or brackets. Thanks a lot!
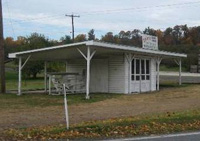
8,40,187,59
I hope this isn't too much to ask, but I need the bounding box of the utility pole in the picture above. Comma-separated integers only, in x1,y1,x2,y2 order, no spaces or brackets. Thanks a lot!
0,0,5,94
65,14,80,42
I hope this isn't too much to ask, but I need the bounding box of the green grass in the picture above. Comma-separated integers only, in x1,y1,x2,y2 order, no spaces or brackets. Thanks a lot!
0,93,122,109
4,109,200,140
160,65,187,72
160,82,191,88
5,71,45,90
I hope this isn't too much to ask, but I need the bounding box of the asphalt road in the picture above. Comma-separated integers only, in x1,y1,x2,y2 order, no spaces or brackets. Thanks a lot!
160,71,200,83
107,132,200,141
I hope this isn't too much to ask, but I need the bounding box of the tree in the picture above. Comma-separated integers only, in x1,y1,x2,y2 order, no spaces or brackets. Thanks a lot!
60,35,72,44
143,27,156,36
74,34,86,42
88,29,95,40
101,32,119,43
22,33,54,78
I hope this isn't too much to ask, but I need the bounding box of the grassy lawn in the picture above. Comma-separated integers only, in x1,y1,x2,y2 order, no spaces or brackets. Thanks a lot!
1,84,200,140
2,67,200,140
6,71,45,90
3,109,200,140
0,93,122,109
160,65,187,72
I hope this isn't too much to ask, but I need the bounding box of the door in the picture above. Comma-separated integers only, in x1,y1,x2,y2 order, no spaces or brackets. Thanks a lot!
131,58,151,93
90,59,108,93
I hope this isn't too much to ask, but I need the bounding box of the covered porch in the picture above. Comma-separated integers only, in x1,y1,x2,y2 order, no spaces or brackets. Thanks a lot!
8,41,187,99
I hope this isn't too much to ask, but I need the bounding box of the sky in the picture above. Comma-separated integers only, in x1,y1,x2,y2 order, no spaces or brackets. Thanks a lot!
2,0,200,40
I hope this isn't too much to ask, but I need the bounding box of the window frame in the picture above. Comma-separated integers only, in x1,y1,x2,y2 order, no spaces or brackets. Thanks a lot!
131,58,150,81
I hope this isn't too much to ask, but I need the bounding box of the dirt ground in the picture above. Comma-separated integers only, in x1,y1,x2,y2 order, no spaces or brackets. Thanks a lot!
1,85,200,131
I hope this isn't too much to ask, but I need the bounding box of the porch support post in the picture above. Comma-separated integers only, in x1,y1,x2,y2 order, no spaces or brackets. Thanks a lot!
125,53,134,94
179,59,182,85
139,59,142,93
18,57,22,95
174,58,182,85
156,57,162,91
44,61,47,93
17,55,31,95
77,47,96,99
86,46,91,99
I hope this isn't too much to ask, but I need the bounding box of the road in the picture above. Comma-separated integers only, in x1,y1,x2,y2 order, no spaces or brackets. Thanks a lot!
107,132,200,141
160,71,200,83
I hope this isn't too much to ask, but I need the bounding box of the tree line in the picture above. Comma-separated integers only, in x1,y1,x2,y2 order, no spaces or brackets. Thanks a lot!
5,25,200,78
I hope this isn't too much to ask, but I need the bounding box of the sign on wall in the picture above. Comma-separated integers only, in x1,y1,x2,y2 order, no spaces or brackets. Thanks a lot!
142,34,158,50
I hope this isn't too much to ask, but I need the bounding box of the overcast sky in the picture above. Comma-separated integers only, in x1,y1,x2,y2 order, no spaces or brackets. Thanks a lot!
2,0,200,40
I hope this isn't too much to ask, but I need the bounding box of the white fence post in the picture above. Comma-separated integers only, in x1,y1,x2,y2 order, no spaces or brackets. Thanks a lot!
44,61,47,93
63,84,69,130
18,57,22,96
179,59,182,85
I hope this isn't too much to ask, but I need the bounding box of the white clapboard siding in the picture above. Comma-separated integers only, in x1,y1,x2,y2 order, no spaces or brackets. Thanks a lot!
108,54,126,93
90,59,108,93
151,58,157,91
67,59,86,74
67,59,109,93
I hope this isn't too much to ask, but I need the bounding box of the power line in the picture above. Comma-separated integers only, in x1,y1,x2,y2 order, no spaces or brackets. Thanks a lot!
4,1,200,24
79,1,200,15
10,14,64,23
65,14,80,42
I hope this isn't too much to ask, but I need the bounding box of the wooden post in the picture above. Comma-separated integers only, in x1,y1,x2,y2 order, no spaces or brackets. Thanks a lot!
0,0,5,94
150,59,152,91
63,84,69,130
139,59,142,93
44,61,47,93
129,55,132,94
179,59,182,85
157,60,160,91
86,46,91,99
156,57,162,91
174,58,182,86
77,47,96,99
49,75,51,95
18,57,22,95
125,53,134,94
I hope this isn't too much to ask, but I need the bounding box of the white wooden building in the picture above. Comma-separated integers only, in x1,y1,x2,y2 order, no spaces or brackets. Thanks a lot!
9,41,187,99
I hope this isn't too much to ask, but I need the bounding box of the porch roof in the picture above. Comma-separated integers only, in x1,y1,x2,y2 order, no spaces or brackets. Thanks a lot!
8,40,187,61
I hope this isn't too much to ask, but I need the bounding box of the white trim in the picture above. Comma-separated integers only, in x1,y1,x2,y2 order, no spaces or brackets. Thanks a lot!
9,41,187,59
9,41,92,58
86,46,91,99
77,48,87,60
91,41,187,58
21,55,31,70
90,50,96,60
156,57,162,91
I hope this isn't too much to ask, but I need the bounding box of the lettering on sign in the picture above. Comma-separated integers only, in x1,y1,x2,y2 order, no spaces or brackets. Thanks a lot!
142,34,158,50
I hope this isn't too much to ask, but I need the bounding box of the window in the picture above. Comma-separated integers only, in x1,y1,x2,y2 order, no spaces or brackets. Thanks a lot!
131,59,150,81
136,59,140,74
146,60,150,80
